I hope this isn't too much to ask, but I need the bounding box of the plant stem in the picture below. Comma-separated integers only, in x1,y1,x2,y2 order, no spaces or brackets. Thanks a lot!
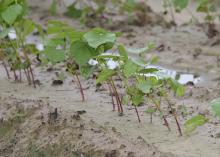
107,81,116,111
150,113,153,124
13,70,18,81
22,49,36,87
29,66,36,88
24,68,31,85
134,106,141,123
109,80,120,113
19,69,22,82
2,61,10,79
165,97,182,136
174,114,182,136
110,78,123,114
167,0,176,27
150,97,171,131
75,73,85,102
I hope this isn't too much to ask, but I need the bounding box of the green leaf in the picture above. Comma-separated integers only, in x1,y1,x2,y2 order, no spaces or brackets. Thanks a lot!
126,42,155,54
137,80,152,94
123,59,139,78
150,56,160,64
168,78,185,97
184,115,208,134
83,28,116,49
50,0,57,15
44,47,65,64
1,4,23,24
70,41,98,66
132,94,144,106
22,19,36,36
118,45,128,60
176,85,185,97
14,19,36,38
145,107,157,114
0,28,10,39
80,65,96,79
64,4,82,18
121,0,136,13
96,69,115,84
173,0,188,11
210,98,220,117
138,68,158,74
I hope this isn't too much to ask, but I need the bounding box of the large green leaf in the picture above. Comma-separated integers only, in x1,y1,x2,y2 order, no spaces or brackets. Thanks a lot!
70,41,98,66
96,69,115,84
210,98,220,117
1,4,23,24
83,28,116,49
123,59,139,78
44,47,65,64
184,115,208,134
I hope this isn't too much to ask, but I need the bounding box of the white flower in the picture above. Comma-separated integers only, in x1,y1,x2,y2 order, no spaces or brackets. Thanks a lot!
8,29,17,40
36,43,44,51
107,59,118,69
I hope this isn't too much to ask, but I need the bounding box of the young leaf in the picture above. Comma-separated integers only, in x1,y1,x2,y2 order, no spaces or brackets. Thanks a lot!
210,98,220,117
118,45,128,60
123,59,139,78
168,78,185,97
132,94,144,106
137,80,152,94
70,41,98,66
176,84,185,97
1,4,23,25
138,68,158,74
80,65,96,79
96,69,115,84
184,115,208,134
0,28,10,39
64,4,82,18
126,42,155,54
173,0,188,11
50,0,57,15
83,28,116,49
44,47,65,64
145,107,157,114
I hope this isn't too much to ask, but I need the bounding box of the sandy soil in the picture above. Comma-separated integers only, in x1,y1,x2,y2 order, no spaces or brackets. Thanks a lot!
1,0,220,157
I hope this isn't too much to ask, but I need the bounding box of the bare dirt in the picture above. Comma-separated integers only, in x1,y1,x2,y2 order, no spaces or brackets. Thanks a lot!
1,0,220,157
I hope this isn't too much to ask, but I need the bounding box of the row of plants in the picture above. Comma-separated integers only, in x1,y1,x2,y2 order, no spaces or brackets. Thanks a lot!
0,0,219,136
50,0,220,37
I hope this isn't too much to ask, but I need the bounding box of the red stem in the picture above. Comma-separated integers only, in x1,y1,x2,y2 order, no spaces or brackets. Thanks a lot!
24,68,31,85
151,97,171,131
19,69,22,82
107,82,116,111
110,79,123,114
29,66,36,88
2,61,10,79
174,114,182,136
13,70,18,81
134,106,141,123
166,97,182,136
75,73,85,102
